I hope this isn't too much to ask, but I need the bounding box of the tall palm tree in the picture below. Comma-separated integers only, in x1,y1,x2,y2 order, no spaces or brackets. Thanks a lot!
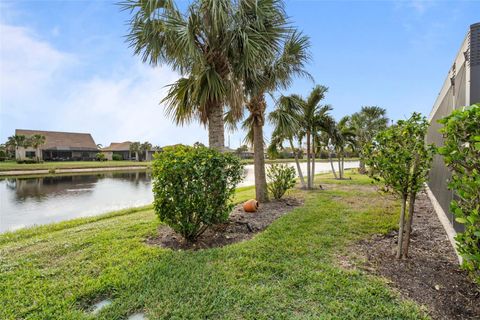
123,0,286,150
269,94,306,188
309,104,333,187
140,141,153,161
28,134,46,163
299,85,328,189
129,142,141,161
348,106,388,173
240,31,311,202
7,135,26,160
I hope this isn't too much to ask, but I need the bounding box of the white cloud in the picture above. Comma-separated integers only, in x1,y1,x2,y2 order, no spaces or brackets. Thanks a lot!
0,22,208,147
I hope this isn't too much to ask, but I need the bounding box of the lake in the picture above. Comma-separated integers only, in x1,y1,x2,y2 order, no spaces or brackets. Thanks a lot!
0,161,358,233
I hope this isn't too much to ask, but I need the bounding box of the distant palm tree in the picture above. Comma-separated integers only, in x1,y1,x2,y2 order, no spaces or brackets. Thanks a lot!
240,31,311,201
129,142,141,161
348,106,388,173
123,0,287,150
140,141,152,161
28,134,46,162
6,135,26,160
269,95,306,188
298,85,329,189
329,117,356,179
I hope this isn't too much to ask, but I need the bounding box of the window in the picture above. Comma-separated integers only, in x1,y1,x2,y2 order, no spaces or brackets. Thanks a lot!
26,151,36,158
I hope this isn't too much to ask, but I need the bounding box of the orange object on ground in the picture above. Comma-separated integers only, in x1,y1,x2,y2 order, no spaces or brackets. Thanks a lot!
243,199,259,212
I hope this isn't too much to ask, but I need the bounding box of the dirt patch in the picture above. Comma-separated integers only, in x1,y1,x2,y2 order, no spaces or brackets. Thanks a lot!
346,190,480,320
146,197,302,250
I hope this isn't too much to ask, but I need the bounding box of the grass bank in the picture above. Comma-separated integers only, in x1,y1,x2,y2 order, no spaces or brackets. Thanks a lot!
0,173,427,319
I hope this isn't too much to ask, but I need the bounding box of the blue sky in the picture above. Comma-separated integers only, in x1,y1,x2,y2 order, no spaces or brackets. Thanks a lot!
1,0,479,148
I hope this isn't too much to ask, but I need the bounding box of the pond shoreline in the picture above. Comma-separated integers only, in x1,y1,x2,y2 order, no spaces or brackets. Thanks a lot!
0,165,150,177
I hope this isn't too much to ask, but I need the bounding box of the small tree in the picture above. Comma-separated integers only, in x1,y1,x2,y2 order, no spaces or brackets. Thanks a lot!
267,164,296,199
438,104,480,278
152,145,244,241
7,135,26,160
129,142,141,161
364,113,435,259
28,134,46,163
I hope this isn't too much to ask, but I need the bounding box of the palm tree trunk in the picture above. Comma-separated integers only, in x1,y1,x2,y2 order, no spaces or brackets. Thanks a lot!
402,192,416,259
253,117,268,202
251,95,268,203
337,150,342,179
207,102,225,151
396,194,408,259
306,131,311,189
311,135,316,187
328,148,338,179
290,139,306,189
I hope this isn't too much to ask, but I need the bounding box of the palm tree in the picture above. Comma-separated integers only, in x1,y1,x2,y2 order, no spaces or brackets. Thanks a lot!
240,31,311,202
329,117,356,179
123,0,286,150
140,141,153,161
28,134,46,162
299,85,329,189
129,142,141,161
348,106,388,173
269,94,306,188
6,135,26,160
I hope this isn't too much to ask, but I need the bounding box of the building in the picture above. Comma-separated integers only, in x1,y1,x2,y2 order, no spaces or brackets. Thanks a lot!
101,141,136,160
426,23,480,245
15,129,99,161
101,141,158,161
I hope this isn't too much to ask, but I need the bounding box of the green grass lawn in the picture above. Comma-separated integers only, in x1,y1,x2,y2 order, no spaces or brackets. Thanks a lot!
0,160,151,171
0,173,427,319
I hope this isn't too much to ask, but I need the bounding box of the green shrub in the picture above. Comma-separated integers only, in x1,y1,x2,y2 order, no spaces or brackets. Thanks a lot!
364,113,435,259
267,164,296,199
152,145,244,241
112,154,123,161
438,104,480,279
96,153,107,161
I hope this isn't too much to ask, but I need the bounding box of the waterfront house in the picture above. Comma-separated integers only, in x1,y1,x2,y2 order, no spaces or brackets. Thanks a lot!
101,141,159,161
101,141,136,160
15,129,98,161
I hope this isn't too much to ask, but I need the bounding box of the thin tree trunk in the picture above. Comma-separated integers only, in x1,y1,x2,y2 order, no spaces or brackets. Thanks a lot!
402,192,416,259
311,136,316,188
207,102,225,151
306,131,311,189
396,194,408,259
337,150,342,179
341,151,344,178
290,139,306,189
328,149,338,179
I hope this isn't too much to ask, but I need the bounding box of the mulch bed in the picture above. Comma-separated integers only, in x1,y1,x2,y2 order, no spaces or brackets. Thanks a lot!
349,190,480,320
146,197,302,250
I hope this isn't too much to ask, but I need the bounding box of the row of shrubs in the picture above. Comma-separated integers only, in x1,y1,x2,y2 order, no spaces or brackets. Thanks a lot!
364,104,479,280
151,145,296,241
16,159,44,164
95,153,125,161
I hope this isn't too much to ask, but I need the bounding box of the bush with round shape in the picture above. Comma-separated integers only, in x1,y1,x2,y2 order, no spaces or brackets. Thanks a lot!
267,164,296,199
152,145,244,241
112,154,123,161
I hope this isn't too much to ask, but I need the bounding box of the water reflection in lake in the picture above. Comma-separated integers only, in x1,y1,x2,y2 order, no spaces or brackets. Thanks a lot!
0,171,153,233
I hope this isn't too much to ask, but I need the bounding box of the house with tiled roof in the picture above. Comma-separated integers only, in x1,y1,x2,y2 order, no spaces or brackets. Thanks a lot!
15,129,99,161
